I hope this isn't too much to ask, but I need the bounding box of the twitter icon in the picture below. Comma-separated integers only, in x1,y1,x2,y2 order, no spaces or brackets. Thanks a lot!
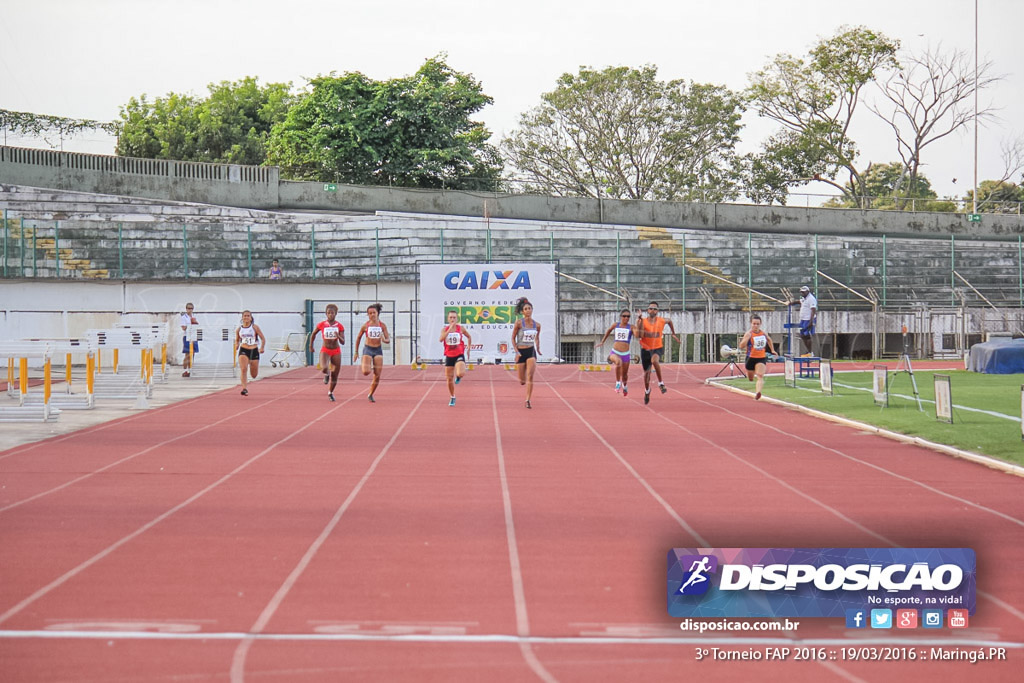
870,609,892,629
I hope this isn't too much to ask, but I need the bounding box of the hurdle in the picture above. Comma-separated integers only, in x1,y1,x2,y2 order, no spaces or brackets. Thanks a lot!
0,341,60,422
115,322,170,381
18,338,97,409
86,329,155,399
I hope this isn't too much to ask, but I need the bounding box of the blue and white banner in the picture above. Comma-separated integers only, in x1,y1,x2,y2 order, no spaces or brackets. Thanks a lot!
668,548,976,618
418,263,556,363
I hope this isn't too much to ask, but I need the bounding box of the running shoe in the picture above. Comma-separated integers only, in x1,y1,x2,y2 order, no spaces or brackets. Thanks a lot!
240,388,248,396
449,397,456,407
368,395,375,403
755,391,761,401
328,393,335,402
644,390,650,405
622,385,628,396
323,373,330,385
659,383,667,394
615,381,621,393
182,371,190,377
525,400,532,409
455,376,461,384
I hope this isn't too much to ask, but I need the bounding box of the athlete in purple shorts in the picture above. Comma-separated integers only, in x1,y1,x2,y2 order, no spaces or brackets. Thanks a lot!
597,309,635,397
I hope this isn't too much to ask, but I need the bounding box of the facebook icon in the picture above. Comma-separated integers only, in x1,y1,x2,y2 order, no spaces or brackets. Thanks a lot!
845,608,867,629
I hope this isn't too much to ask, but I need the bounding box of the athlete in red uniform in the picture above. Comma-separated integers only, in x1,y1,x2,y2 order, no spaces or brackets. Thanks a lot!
311,303,345,401
738,314,777,400
440,309,472,406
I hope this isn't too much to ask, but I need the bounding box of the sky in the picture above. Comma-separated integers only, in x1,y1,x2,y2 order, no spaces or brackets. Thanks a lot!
1,0,1021,203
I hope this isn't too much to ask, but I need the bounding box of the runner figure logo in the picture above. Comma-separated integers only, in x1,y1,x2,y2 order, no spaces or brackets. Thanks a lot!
677,555,718,595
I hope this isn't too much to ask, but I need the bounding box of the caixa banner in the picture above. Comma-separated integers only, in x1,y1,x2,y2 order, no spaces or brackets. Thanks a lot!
667,548,975,618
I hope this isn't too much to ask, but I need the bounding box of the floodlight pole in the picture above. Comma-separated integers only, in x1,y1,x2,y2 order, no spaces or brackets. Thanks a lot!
973,0,979,215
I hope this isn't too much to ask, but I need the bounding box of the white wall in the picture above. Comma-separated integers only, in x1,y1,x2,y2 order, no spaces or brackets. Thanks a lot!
1,280,417,366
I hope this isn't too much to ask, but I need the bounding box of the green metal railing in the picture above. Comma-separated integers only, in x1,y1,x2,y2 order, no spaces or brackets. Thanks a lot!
1,218,1022,313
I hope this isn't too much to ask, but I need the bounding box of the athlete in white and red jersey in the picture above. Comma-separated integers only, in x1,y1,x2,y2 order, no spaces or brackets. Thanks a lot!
440,309,472,406
311,303,345,401
738,314,777,400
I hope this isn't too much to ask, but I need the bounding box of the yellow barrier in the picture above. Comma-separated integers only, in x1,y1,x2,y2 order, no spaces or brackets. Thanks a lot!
113,348,120,374
87,354,95,394
44,359,51,404
19,357,28,398
66,352,73,386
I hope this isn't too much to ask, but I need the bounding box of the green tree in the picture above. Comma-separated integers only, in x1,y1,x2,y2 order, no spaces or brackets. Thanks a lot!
501,65,745,201
115,77,293,164
265,56,500,189
965,180,1024,214
822,162,955,211
747,26,900,204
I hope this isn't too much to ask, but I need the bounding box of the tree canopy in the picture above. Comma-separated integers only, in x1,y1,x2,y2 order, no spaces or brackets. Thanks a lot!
115,77,293,165
746,26,900,203
264,56,501,189
822,162,955,211
501,65,745,201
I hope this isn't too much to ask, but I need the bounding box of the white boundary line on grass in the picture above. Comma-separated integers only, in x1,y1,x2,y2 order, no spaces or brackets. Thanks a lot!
706,377,1024,479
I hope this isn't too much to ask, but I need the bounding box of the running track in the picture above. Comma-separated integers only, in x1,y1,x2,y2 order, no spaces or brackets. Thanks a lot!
0,364,1021,682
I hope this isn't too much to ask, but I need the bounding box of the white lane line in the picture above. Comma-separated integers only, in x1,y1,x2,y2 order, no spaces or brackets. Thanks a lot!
829,380,1021,422
0,390,222,461
0,389,359,627
0,386,309,514
546,382,709,547
686,381,1024,529
229,385,435,683
489,376,560,683
2,629,1021,648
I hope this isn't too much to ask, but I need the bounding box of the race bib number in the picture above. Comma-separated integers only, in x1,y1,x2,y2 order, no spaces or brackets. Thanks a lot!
240,328,256,342
368,326,382,339
753,336,767,350
446,332,462,346
614,328,630,342
522,329,537,344
323,326,339,340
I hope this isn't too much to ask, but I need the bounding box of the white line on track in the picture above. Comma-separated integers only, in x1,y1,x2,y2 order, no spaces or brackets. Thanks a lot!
667,367,1024,622
0,385,310,514
0,386,360,627
0,389,224,461
1,628,1021,648
229,384,435,683
546,383,709,547
489,376,560,683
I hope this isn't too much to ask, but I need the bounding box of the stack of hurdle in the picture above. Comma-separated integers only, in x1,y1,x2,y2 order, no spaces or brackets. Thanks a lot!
182,325,238,379
115,322,170,382
0,341,60,422
86,328,156,399
18,337,97,410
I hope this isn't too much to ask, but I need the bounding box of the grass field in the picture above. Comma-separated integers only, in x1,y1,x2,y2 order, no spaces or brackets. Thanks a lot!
721,367,1024,467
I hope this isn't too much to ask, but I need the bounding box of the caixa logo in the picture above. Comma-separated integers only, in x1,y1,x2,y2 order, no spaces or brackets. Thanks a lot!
443,270,532,290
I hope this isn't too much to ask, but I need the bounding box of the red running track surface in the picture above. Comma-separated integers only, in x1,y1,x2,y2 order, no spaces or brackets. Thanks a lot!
0,364,1021,682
